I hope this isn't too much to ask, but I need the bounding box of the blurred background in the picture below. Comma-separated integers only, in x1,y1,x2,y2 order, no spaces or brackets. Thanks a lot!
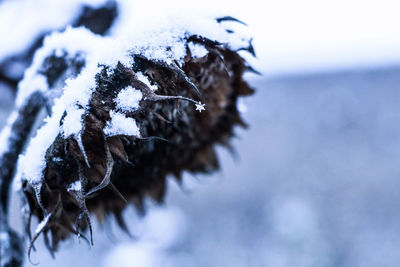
3,0,400,266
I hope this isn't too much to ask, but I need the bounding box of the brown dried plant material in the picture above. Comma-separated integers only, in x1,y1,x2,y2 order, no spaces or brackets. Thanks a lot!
20,34,255,257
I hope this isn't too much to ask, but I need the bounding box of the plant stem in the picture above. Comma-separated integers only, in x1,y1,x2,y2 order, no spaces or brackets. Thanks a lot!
0,91,46,267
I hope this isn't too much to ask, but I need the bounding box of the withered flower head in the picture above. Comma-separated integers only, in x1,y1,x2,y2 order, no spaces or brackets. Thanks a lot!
11,17,256,259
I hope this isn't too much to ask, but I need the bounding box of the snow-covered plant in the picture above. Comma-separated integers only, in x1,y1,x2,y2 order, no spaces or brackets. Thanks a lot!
0,1,257,266
0,0,117,89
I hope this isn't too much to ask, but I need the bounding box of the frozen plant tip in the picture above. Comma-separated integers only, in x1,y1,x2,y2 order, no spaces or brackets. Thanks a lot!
0,2,258,264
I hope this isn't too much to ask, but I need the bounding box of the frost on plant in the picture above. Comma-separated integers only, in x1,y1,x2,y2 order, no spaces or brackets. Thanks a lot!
0,0,257,262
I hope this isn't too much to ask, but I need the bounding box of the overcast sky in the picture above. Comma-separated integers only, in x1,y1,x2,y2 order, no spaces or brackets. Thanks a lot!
214,0,400,76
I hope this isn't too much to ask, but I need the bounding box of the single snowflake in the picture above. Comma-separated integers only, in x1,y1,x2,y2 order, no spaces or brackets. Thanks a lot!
195,102,206,112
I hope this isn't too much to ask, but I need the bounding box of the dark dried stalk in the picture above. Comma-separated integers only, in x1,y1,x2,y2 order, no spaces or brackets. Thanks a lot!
0,92,47,267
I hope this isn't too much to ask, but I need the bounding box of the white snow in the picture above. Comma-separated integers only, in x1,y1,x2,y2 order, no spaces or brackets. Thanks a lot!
18,116,58,184
16,74,48,108
115,86,143,112
195,102,206,112
17,28,102,184
104,111,140,137
136,73,158,91
35,214,51,234
15,27,103,108
67,180,82,192
62,108,85,138
109,1,252,65
188,42,208,58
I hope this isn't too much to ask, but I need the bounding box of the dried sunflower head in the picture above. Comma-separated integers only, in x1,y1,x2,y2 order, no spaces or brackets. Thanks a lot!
13,18,256,258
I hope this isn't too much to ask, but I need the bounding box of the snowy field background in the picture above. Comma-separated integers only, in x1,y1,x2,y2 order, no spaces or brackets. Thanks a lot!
3,0,400,266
